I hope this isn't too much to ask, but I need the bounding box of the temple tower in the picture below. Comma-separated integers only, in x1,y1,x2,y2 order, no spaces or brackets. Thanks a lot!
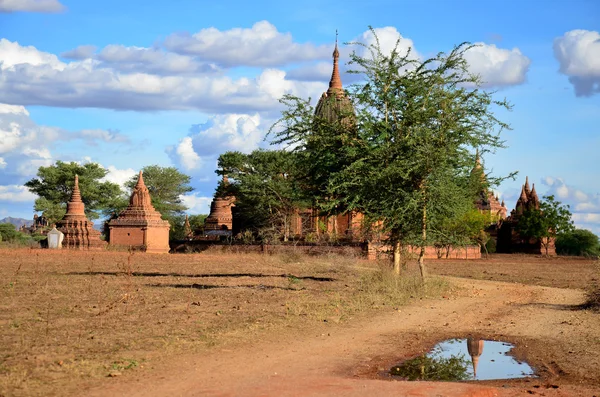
204,175,235,235
56,175,106,249
471,151,507,221
314,33,355,126
108,171,170,253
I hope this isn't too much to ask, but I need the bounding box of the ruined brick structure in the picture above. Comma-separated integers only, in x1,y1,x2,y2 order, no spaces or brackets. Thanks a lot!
204,176,235,236
496,177,555,255
56,175,106,250
108,171,170,253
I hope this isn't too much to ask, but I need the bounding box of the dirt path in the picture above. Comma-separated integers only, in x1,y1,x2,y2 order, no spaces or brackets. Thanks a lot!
82,277,600,396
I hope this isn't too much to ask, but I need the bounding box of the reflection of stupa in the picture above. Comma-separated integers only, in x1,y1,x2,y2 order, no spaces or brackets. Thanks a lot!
467,338,484,377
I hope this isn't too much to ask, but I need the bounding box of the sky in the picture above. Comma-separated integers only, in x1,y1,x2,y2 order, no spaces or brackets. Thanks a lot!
0,0,599,234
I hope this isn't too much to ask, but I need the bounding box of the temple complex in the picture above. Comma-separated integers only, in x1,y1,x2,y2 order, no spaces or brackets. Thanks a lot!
56,175,106,250
497,177,555,255
288,37,363,241
108,171,170,253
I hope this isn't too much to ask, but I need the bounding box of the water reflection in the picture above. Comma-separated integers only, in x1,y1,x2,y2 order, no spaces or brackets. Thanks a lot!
390,338,535,381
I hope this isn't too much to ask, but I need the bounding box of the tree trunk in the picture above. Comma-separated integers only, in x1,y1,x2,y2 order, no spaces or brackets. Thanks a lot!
481,243,489,259
393,240,401,275
418,206,427,280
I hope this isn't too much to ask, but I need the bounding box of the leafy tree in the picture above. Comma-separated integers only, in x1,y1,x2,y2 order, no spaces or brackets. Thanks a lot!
433,209,493,258
0,223,20,242
517,195,574,256
217,149,308,241
188,214,208,232
0,223,32,245
123,165,194,240
24,161,123,224
272,94,361,219
555,228,599,257
273,29,511,278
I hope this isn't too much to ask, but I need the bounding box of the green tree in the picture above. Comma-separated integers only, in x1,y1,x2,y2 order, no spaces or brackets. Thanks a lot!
555,229,599,257
217,149,307,241
188,214,208,232
123,165,194,239
24,161,123,224
433,209,493,258
273,29,511,278
517,195,574,256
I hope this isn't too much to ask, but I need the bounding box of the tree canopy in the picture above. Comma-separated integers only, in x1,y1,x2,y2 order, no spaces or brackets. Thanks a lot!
271,30,512,277
556,229,600,258
517,195,574,255
217,149,308,241
24,161,123,224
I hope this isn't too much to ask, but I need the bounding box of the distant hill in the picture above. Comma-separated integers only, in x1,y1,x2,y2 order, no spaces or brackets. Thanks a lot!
0,217,33,229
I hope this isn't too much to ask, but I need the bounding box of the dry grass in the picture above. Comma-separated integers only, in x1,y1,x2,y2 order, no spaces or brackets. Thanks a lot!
0,248,447,397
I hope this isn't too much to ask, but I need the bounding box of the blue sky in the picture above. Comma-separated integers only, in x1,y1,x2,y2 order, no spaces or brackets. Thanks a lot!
0,0,599,234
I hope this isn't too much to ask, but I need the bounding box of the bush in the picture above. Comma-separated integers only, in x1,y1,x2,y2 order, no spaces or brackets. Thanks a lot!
556,229,600,258
485,238,496,254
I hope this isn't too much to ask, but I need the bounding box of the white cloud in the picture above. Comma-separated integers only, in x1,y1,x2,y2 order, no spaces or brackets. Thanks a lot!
100,165,137,188
0,38,65,70
541,176,600,234
0,39,325,112
0,102,134,180
0,185,36,202
353,26,419,61
0,157,6,168
0,0,65,13
464,43,531,87
189,113,264,156
180,193,212,215
174,137,202,172
79,129,130,144
349,28,529,88
164,20,331,67
553,30,600,97
61,45,97,60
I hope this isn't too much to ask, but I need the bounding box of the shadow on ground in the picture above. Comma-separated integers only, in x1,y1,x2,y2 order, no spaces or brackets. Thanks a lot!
65,271,335,282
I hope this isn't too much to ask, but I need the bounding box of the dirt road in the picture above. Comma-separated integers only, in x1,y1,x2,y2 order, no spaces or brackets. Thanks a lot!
83,276,600,396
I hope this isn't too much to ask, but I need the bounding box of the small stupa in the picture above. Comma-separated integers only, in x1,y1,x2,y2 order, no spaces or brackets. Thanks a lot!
204,175,235,234
108,171,170,253
56,175,106,249
467,338,485,378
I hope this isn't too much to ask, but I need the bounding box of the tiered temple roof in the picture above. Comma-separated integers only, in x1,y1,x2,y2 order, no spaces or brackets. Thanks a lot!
314,34,355,125
108,171,170,253
56,175,106,249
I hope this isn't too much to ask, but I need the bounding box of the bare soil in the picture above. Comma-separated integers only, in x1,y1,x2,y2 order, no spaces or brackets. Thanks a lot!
1,250,599,396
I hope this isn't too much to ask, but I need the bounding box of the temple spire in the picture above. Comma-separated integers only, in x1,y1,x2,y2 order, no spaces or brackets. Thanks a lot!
327,30,343,94
524,176,531,195
70,174,82,203
136,170,146,189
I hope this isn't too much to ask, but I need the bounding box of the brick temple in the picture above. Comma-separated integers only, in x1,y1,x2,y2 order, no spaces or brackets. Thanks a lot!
497,177,555,255
108,171,170,253
56,175,106,250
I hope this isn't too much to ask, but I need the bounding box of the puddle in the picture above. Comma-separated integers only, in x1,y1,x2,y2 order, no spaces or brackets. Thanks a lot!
390,338,536,381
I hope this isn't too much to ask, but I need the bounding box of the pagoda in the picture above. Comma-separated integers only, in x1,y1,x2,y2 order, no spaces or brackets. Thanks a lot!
108,171,170,253
204,176,235,235
56,175,106,249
